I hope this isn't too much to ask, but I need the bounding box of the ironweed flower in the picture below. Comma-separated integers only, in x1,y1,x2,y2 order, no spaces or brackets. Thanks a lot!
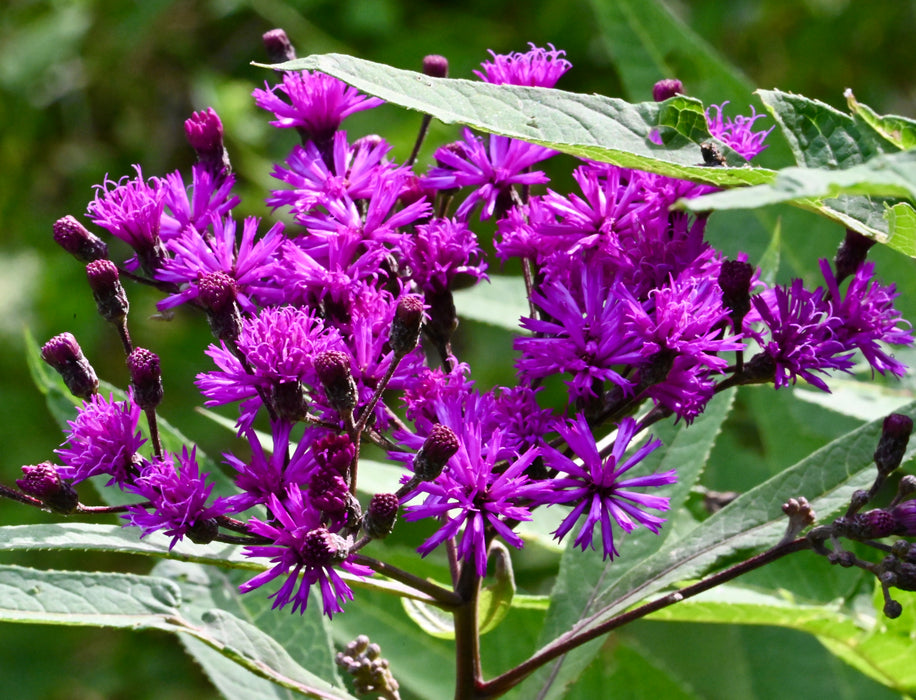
56,392,145,487
535,415,675,560
474,43,572,87
240,487,373,618
706,102,773,161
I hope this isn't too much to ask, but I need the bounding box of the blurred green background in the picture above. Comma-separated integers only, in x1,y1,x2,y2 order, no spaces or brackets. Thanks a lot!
1,0,915,698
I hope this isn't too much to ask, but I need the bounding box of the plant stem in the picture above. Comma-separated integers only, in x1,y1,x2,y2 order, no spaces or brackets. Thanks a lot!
475,537,811,698
453,561,483,700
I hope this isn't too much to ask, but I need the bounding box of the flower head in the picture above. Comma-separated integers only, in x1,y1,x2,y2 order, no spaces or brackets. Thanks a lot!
474,43,572,87
534,415,674,559
239,487,373,618
706,103,772,161
56,392,146,486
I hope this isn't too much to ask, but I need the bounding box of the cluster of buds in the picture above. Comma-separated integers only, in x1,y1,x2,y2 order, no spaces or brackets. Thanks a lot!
335,635,400,700
803,413,916,617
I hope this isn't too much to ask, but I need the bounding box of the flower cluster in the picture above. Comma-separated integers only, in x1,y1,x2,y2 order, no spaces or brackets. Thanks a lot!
28,36,913,622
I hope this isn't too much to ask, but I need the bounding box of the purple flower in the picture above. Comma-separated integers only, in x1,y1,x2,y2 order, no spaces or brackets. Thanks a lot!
56,392,146,486
747,279,853,391
124,447,230,548
515,269,645,401
253,71,383,144
268,131,394,218
222,422,323,511
159,163,240,240
196,306,343,429
819,259,913,377
535,415,675,559
423,129,553,220
474,43,572,88
239,487,373,618
706,103,773,161
155,215,286,313
397,217,488,293
402,424,545,577
86,166,166,273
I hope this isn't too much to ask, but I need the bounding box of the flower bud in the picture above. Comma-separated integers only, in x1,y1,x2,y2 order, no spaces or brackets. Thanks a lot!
127,347,163,411
198,271,241,341
310,469,350,515
186,517,219,545
53,215,108,262
271,380,309,423
86,259,129,324
874,413,913,476
652,78,684,102
314,350,358,414
390,295,424,358
834,228,876,284
16,463,78,514
422,55,449,78
718,259,754,330
850,509,899,539
363,493,399,539
413,424,459,481
302,528,345,567
263,28,296,63
184,108,230,178
891,500,916,536
41,333,98,399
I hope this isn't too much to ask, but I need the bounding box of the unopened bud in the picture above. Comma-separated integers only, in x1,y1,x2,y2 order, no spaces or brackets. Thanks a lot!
891,500,916,536
364,493,399,539
127,347,163,410
186,517,219,545
850,509,899,539
263,28,296,64
53,216,108,262
390,295,424,357
875,413,913,476
414,424,459,481
271,380,309,422
86,259,129,324
422,55,449,78
314,350,358,413
41,333,98,399
718,259,754,330
17,463,78,514
834,228,876,284
198,271,241,341
184,108,230,178
652,78,684,102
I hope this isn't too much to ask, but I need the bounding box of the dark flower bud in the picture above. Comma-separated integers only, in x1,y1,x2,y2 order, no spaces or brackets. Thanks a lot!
718,259,754,330
363,493,399,539
271,380,309,422
891,500,916,536
414,424,459,481
422,54,449,78
198,271,241,341
336,635,399,698
834,228,876,284
315,433,355,477
310,469,350,514
53,215,108,262
127,347,163,410
850,509,899,539
896,475,916,502
186,517,219,545
652,78,684,102
86,259,129,324
41,332,98,399
263,28,296,64
390,295,425,358
184,108,230,178
16,463,78,514
314,350,358,413
302,528,344,567
874,413,913,476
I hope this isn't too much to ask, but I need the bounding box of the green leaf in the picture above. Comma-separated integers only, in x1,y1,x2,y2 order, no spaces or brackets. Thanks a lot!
644,582,916,697
757,89,898,169
526,401,916,698
886,201,916,257
587,0,754,104
454,275,529,333
154,560,343,699
259,54,775,187
681,149,916,210
521,389,735,698
845,89,916,151
477,541,516,635
0,563,352,698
